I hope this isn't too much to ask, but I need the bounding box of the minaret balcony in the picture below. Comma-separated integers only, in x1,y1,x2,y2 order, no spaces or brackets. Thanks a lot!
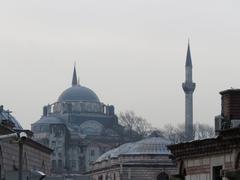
182,82,196,93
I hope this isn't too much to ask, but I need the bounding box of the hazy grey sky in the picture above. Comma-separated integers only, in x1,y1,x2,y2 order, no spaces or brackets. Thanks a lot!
0,0,240,129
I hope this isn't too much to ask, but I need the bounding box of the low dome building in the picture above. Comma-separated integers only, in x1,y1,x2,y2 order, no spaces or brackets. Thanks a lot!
88,136,177,180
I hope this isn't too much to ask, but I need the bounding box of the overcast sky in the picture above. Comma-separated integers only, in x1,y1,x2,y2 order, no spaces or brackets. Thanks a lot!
0,0,240,129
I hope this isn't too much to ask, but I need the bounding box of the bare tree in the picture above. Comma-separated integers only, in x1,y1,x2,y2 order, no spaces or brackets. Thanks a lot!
194,123,215,140
162,123,214,143
119,111,152,139
162,124,186,144
119,111,214,143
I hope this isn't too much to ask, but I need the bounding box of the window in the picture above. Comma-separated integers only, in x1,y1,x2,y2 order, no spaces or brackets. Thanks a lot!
98,175,103,180
52,160,56,168
91,150,95,156
213,166,222,180
23,152,28,170
157,172,169,180
72,160,76,168
58,160,62,168
80,147,84,153
42,160,46,172
51,141,56,147
57,140,62,145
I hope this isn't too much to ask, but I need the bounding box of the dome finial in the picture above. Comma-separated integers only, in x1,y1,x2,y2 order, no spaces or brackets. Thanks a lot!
72,62,78,86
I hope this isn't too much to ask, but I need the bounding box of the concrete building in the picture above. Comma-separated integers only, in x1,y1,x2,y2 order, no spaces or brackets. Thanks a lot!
31,66,123,175
0,105,52,180
182,42,196,141
168,89,240,180
88,135,177,180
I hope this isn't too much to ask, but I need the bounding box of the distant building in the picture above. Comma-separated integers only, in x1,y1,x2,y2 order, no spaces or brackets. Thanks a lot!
31,66,123,175
88,135,177,180
168,89,240,180
0,105,52,179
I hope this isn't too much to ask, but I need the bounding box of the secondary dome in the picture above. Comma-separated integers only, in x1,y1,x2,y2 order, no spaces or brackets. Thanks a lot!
58,85,100,102
96,137,171,162
125,137,171,155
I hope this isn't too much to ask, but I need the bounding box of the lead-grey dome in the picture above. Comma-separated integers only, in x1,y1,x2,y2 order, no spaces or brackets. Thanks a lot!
96,137,171,162
125,137,171,155
0,106,23,129
58,85,100,102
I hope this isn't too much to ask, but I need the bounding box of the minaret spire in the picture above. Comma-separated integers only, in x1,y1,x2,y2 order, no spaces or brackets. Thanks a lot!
72,63,78,86
186,41,192,67
182,41,196,141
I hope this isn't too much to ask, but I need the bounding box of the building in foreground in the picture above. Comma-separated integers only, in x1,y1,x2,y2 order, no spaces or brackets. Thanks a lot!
168,89,240,180
31,66,123,175
0,105,52,179
88,135,177,180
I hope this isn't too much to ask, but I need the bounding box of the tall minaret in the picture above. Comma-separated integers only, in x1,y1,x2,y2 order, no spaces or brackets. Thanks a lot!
182,42,196,141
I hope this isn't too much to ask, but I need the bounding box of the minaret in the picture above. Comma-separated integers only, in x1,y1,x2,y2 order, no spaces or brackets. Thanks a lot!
72,64,78,86
182,42,196,141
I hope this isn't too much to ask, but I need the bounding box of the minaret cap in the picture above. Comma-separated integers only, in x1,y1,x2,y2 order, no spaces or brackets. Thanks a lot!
186,41,192,67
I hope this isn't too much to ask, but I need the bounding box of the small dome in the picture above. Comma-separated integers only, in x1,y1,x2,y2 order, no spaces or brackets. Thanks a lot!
125,137,171,155
96,143,133,162
95,137,171,162
58,85,100,102
0,106,23,129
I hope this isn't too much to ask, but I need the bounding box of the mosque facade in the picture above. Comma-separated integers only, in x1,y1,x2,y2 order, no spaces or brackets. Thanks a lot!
31,67,123,175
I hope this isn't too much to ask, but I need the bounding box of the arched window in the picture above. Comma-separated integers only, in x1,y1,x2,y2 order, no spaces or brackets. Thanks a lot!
157,172,169,180
42,160,46,172
179,160,186,177
234,151,240,169
23,152,28,170
0,146,3,179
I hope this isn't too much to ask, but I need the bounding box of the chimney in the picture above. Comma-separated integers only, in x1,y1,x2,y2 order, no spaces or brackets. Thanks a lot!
109,105,115,116
0,105,3,113
43,106,48,116
220,89,240,128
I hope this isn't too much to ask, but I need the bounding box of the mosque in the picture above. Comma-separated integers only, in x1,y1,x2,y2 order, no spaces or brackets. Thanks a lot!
31,66,123,175
31,43,195,179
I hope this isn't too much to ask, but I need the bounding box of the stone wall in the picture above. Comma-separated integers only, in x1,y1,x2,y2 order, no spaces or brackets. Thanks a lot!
0,139,51,179
181,152,235,180
90,165,176,180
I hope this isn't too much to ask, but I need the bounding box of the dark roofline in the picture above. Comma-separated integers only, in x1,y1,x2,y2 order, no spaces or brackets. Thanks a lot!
0,125,52,154
220,89,240,95
25,138,53,154
168,128,240,159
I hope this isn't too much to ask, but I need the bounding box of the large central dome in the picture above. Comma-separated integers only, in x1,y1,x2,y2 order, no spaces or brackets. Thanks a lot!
58,66,100,102
58,85,100,102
